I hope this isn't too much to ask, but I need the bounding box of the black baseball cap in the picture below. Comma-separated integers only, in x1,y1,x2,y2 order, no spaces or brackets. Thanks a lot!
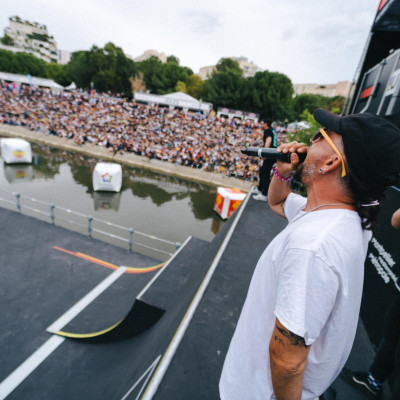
313,108,400,194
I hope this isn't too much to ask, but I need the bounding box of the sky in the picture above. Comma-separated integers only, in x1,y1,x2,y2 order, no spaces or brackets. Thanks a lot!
1,0,380,84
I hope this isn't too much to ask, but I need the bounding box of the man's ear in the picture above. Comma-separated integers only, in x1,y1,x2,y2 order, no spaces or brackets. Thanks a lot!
323,154,342,174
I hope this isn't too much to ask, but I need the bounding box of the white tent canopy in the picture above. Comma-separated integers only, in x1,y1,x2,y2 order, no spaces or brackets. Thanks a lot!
134,91,212,114
65,82,77,90
0,71,64,90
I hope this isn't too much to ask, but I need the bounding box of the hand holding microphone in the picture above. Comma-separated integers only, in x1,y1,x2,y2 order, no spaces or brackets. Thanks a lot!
241,141,308,179
276,141,308,179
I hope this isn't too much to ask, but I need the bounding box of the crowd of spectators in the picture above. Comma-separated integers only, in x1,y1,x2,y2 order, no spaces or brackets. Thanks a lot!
0,82,288,181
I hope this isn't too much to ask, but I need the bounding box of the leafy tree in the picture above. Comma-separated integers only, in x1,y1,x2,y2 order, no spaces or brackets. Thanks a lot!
136,56,164,93
292,94,325,119
292,93,345,119
175,75,204,99
0,33,14,46
161,61,192,93
326,96,345,114
202,69,246,110
66,50,93,89
175,80,188,93
187,74,204,99
0,49,47,77
286,109,320,143
166,55,180,64
216,58,242,74
66,42,137,95
245,71,294,120
137,56,193,94
45,62,71,86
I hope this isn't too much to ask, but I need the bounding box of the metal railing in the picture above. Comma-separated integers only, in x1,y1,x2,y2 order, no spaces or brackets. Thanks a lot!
0,189,180,258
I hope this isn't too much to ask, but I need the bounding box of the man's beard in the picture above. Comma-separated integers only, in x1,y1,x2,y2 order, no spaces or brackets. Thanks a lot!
291,162,315,186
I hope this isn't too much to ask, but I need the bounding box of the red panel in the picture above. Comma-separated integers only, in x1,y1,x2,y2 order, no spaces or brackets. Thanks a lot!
214,192,224,215
228,199,243,218
360,85,374,100
377,0,390,13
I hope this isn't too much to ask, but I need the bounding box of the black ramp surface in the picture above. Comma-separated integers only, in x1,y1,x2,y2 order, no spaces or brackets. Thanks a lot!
153,197,288,400
56,300,165,343
0,206,159,396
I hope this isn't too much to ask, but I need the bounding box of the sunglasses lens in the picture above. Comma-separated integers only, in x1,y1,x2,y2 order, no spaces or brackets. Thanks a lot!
311,131,322,142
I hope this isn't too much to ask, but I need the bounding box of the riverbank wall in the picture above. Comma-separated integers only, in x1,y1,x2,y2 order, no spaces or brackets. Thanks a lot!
0,125,253,192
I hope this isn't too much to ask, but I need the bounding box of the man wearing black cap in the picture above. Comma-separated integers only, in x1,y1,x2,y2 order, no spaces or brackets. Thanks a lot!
220,109,400,400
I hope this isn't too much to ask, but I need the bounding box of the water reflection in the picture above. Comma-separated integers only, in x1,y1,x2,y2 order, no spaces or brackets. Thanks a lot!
93,191,121,211
3,164,33,183
211,214,224,235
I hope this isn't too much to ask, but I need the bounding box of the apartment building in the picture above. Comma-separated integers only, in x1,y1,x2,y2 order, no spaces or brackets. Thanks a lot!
4,16,58,63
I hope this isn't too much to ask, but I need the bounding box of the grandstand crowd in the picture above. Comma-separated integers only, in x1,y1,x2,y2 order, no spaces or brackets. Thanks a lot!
0,83,288,181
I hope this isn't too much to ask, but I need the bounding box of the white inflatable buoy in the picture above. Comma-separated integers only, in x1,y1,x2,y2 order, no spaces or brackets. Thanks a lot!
92,162,122,192
214,187,246,219
0,138,32,164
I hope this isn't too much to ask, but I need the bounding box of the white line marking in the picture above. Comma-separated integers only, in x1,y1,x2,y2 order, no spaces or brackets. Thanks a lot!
0,267,128,399
141,189,253,399
47,266,128,333
0,335,65,400
120,355,161,400
137,236,192,299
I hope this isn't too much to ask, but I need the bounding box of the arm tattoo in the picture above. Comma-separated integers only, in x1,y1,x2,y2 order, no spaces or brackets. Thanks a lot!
274,335,285,346
276,325,310,348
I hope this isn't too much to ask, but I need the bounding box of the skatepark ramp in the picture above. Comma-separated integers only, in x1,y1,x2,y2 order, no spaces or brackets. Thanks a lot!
47,235,213,344
53,299,165,343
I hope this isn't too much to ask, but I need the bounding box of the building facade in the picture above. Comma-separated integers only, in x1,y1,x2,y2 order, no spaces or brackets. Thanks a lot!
293,81,353,98
4,16,58,63
57,49,71,65
198,65,216,80
132,49,167,63
198,57,262,80
232,57,262,78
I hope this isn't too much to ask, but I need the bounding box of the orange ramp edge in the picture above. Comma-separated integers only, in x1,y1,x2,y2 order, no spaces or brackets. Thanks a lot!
53,246,165,274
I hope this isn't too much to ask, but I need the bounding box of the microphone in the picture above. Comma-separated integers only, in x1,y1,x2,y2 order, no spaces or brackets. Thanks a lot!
241,147,307,163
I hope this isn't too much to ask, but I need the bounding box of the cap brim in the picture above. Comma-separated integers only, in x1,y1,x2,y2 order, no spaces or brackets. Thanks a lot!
313,108,341,133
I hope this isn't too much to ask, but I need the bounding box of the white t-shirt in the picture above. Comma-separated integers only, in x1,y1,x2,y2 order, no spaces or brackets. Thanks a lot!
219,193,371,400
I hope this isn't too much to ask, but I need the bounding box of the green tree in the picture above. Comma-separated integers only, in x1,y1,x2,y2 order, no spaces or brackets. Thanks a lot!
166,55,180,64
216,58,242,74
175,80,188,93
292,94,326,119
66,42,137,95
326,96,345,114
66,50,92,88
45,62,71,86
0,33,14,46
202,69,246,110
161,61,192,93
136,56,164,93
245,71,294,120
286,109,320,143
187,74,204,99
137,56,193,94
0,49,47,77
292,93,346,119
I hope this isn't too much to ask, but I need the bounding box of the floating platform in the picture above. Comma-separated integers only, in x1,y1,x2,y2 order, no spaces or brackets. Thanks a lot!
0,138,32,164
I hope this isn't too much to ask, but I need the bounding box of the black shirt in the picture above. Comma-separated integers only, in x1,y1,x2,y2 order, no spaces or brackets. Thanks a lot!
263,128,277,148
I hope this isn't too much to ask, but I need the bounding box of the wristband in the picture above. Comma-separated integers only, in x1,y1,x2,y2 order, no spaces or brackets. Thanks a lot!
273,166,290,181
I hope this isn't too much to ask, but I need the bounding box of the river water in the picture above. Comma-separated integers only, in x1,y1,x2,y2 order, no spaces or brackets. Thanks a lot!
0,143,226,257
